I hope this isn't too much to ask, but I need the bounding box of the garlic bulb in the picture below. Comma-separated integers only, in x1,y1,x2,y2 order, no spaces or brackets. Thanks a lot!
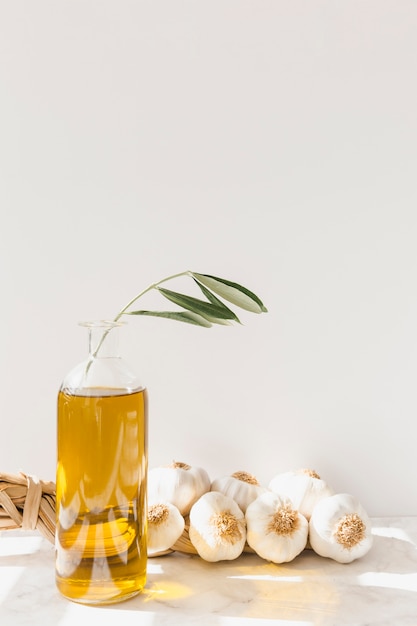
268,468,333,520
308,493,373,563
147,461,211,515
189,491,246,562
211,471,267,513
245,491,308,563
147,502,185,555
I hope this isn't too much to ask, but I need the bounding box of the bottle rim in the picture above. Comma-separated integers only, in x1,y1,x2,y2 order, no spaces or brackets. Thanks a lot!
78,320,125,329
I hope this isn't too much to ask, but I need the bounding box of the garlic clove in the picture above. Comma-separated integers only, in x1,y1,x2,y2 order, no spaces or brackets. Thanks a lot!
308,493,373,563
147,501,185,555
245,491,308,563
268,468,334,520
189,491,246,562
211,471,267,513
148,461,211,516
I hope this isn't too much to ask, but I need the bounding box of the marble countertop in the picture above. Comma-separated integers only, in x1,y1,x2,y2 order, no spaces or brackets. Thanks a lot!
1,516,416,626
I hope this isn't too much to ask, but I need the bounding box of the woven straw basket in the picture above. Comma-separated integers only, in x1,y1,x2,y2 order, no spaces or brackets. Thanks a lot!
0,472,56,544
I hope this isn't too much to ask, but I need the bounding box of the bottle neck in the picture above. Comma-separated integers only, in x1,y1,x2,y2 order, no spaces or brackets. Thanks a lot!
80,321,123,360
60,320,144,395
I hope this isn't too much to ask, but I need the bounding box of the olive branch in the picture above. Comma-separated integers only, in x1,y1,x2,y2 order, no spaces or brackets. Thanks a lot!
90,270,267,360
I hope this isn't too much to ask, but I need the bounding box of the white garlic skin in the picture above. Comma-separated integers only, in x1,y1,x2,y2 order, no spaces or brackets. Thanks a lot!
189,491,246,562
147,462,211,515
269,469,334,520
211,473,267,513
308,493,373,563
147,501,185,554
246,491,308,563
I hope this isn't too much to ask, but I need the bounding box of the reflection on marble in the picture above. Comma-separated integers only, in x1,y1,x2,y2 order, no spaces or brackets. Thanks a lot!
0,517,416,626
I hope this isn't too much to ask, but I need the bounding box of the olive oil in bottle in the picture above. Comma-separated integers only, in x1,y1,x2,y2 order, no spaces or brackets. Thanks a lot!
56,321,148,604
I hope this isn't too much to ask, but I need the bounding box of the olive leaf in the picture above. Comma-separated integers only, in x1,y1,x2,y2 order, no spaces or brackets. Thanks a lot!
191,273,267,314
193,278,241,324
127,310,213,327
156,287,239,323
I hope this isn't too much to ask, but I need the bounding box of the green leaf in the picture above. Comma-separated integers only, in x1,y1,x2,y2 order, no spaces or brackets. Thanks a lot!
126,310,212,327
156,287,237,320
192,273,268,314
197,315,233,326
193,278,241,324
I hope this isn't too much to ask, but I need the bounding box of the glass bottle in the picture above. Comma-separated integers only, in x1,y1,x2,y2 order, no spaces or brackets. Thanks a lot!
55,320,148,604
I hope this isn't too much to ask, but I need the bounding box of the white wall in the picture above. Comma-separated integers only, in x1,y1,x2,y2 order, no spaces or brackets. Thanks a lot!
1,1,416,517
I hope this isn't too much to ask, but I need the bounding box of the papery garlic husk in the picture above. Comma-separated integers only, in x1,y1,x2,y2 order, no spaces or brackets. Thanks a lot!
268,468,333,520
147,461,211,516
211,471,267,513
189,491,246,562
308,493,373,563
147,502,185,555
245,491,308,563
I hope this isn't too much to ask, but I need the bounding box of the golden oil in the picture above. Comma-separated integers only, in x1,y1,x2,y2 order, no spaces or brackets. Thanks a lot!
56,388,148,604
